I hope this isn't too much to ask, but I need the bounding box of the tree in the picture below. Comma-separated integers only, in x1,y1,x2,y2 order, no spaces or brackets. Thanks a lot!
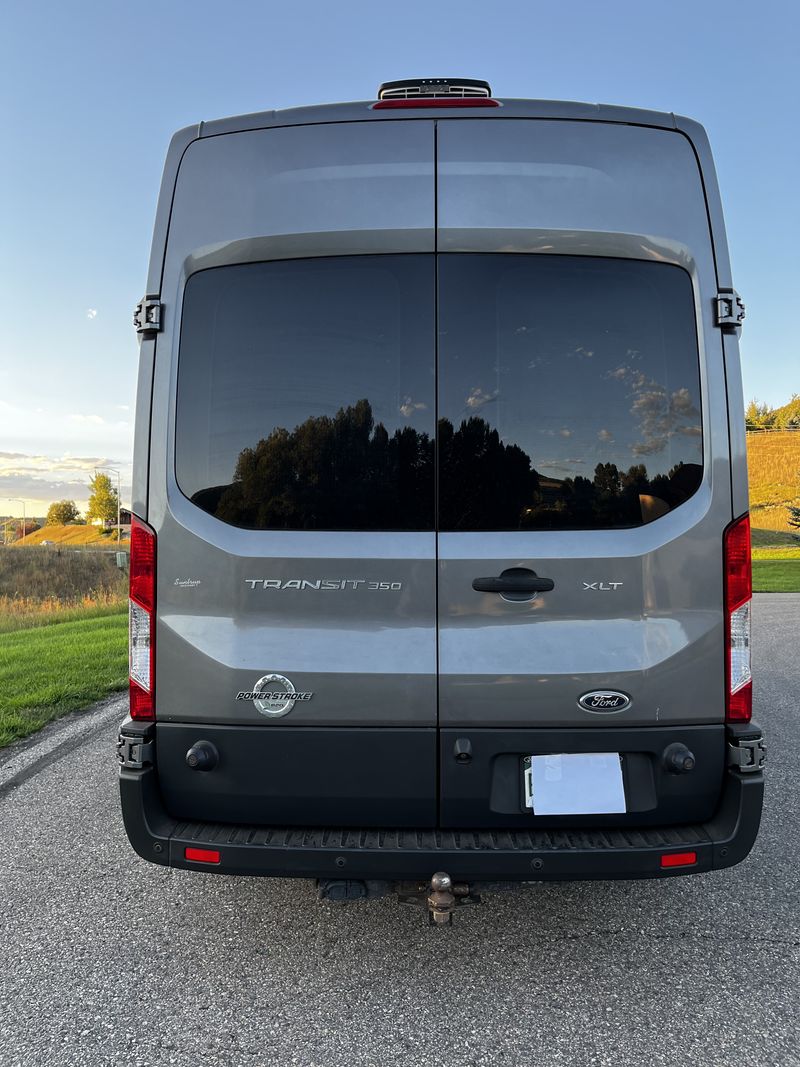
46,500,80,525
14,520,39,541
745,398,776,431
86,473,119,525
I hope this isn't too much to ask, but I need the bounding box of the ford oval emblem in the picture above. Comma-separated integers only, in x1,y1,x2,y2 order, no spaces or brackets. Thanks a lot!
578,690,631,713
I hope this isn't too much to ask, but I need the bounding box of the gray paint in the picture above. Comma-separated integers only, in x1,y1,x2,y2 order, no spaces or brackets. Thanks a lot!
198,97,680,139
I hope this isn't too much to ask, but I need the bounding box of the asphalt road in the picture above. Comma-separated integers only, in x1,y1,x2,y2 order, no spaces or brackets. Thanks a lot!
1,594,798,1067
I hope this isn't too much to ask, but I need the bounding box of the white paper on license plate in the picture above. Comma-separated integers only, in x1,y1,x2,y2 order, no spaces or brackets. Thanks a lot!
529,753,626,815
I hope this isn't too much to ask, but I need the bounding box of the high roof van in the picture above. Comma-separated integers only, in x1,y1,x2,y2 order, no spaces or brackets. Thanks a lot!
119,79,764,921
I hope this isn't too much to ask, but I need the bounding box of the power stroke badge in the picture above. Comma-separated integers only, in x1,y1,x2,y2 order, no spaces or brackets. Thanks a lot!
236,674,313,718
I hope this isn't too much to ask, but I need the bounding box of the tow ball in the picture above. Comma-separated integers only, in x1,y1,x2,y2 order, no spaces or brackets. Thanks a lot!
398,871,481,925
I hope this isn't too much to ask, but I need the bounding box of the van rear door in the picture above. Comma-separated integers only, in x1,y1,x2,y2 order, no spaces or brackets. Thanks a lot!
150,122,440,827
435,120,733,828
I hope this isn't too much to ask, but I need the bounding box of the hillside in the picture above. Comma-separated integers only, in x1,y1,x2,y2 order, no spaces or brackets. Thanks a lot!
747,430,800,533
14,524,128,547
771,395,800,428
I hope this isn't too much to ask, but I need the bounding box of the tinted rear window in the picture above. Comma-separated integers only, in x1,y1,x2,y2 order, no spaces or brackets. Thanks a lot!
438,255,702,530
175,256,435,531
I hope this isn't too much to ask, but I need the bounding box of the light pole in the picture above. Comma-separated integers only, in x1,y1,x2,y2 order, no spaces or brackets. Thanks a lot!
2,498,26,543
94,467,121,542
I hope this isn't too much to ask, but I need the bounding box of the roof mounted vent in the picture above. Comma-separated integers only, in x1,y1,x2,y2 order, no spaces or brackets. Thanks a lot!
378,77,492,100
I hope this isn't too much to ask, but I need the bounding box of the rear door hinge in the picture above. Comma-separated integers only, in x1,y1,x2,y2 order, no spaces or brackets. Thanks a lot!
133,296,163,336
715,289,745,331
117,732,154,769
727,735,765,774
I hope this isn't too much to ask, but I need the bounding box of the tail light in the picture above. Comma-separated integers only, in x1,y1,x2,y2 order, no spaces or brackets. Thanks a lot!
129,515,156,720
661,851,697,869
724,513,752,722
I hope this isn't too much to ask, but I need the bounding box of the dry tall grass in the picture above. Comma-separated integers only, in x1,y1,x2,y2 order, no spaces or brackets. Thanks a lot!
0,547,127,631
15,523,128,546
747,430,800,532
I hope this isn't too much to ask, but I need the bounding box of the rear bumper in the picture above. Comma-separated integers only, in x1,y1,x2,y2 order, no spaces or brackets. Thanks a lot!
118,721,765,883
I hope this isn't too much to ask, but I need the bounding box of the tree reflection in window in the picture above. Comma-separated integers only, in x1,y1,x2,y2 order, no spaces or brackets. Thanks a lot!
190,399,700,531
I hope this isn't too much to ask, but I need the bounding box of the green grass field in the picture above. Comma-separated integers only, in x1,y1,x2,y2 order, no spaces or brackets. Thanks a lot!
0,612,128,747
751,527,800,589
752,560,800,593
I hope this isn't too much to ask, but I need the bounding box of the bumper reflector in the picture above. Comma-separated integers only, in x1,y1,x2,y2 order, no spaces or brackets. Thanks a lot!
185,847,221,864
660,851,697,869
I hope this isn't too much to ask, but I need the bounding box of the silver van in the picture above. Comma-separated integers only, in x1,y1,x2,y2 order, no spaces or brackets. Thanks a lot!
119,79,764,919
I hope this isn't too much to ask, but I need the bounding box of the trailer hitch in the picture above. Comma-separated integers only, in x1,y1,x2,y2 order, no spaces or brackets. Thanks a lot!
398,871,481,925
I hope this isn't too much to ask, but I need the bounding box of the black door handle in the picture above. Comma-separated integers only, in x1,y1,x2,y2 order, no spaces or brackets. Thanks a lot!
472,574,555,594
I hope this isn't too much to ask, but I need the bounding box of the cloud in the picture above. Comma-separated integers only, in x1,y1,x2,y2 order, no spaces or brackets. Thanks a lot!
670,387,696,415
398,397,427,418
597,429,614,442
537,459,585,474
0,452,117,474
608,366,701,456
87,308,98,319
0,451,131,512
465,386,497,410
559,428,572,438
69,413,106,425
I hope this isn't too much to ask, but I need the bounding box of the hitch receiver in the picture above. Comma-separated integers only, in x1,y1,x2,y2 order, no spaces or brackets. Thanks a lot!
398,871,481,925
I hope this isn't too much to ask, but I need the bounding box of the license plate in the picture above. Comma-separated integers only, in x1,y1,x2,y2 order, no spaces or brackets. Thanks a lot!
524,753,626,815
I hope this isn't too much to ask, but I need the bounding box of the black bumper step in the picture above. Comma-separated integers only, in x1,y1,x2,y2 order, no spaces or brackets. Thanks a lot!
120,751,763,882
176,821,709,853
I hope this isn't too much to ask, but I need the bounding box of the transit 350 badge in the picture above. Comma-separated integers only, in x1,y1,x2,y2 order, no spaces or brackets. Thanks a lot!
236,674,314,718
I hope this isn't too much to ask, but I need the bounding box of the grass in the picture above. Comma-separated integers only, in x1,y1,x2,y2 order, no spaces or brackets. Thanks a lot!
0,545,127,602
15,523,128,546
0,595,125,634
752,560,800,593
750,528,800,584
747,431,800,532
751,527,799,548
0,613,128,747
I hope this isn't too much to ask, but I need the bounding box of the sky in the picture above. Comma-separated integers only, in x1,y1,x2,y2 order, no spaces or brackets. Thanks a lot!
1,0,798,517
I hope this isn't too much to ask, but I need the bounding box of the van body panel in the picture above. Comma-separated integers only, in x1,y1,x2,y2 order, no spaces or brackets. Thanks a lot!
164,120,435,262
156,724,437,826
439,725,724,828
156,515,437,728
722,331,750,518
436,121,712,252
198,98,679,140
669,116,749,519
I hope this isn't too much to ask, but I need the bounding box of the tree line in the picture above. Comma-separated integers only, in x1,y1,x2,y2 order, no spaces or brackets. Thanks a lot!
746,395,800,431
4,475,121,542
194,399,700,531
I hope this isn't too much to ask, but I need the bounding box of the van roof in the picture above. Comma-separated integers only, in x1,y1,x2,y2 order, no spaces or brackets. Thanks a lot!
197,98,682,139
